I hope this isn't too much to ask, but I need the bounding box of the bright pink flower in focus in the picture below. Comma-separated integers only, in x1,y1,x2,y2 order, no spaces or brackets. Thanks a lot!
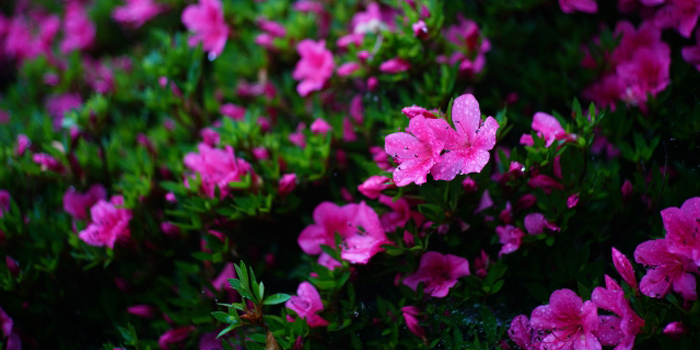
402,251,470,298
182,0,230,57
634,239,697,300
60,2,96,53
530,289,602,350
431,94,499,181
559,0,598,13
660,197,700,265
292,39,334,97
159,326,195,350
79,196,133,249
519,112,576,147
278,173,297,195
286,281,329,327
401,306,426,338
64,184,108,220
384,115,451,186
112,0,162,28
357,176,393,199
298,201,388,265
496,225,525,257
379,57,411,74
184,143,253,198
612,247,638,292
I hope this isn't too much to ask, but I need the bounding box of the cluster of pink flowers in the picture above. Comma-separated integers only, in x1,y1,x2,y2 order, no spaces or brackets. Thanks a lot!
384,94,499,186
583,21,670,111
78,195,133,249
183,143,254,199
440,16,491,77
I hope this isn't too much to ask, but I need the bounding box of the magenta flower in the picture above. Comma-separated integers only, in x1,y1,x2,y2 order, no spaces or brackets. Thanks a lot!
158,326,195,350
257,18,286,37
182,0,230,57
33,153,65,173
46,93,82,129
127,305,157,318
431,94,499,181
652,0,700,37
523,213,560,235
278,173,297,195
443,16,491,76
519,112,576,147
401,106,437,119
286,281,329,327
527,174,564,194
350,2,396,34
612,247,638,292
63,184,108,220
402,251,470,298
412,20,428,39
682,27,700,70
292,39,334,97
200,128,220,146
60,2,96,53
357,175,393,199
337,61,361,76
385,115,451,186
350,94,364,123
660,197,700,265
378,195,422,232
310,118,332,134
112,0,162,28
591,275,645,350
298,201,388,265
496,225,525,257
508,315,542,350
379,58,411,73
559,0,598,13
78,196,133,249
616,47,670,108
401,306,426,338
0,190,10,217
219,103,246,120
289,123,307,148
634,239,698,300
663,321,687,338
530,289,602,350
183,143,252,198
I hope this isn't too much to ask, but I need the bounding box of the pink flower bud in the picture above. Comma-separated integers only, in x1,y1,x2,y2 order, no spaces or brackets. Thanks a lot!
380,58,411,74
663,322,687,338
278,173,297,195
337,62,360,76
127,305,156,318
401,106,436,119
612,247,638,292
367,76,379,91
358,176,393,199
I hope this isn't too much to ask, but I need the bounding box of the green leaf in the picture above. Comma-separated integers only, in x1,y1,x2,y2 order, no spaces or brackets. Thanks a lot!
264,293,291,305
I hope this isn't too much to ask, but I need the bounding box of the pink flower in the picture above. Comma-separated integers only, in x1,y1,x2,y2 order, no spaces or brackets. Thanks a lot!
127,305,157,318
252,147,269,160
612,247,638,292
527,174,564,194
474,190,493,214
112,0,162,28
285,282,329,327
412,20,428,39
523,213,560,235
443,16,490,76
660,197,700,265
401,106,436,119
298,201,388,265
616,47,670,108
60,2,96,53
431,94,499,181
357,175,393,199
378,195,421,232
682,27,700,70
78,196,133,249
559,0,598,13
292,39,334,97
342,117,357,142
200,128,220,146
350,94,364,124
530,289,601,350
337,62,360,76
519,112,576,147
219,103,246,120
182,0,230,57
310,118,332,134
567,193,580,208
278,173,297,195
257,18,286,37
379,57,411,73
289,123,307,148
591,276,644,350
350,2,396,34
652,0,700,37
183,143,252,198
634,239,698,300
402,251,470,298
496,225,525,257
508,315,542,350
0,306,13,338
159,326,195,350
63,184,108,220
663,321,687,338
0,190,10,217
473,249,491,278
384,115,451,186
33,153,65,173
401,306,426,337
370,146,392,171
46,93,82,129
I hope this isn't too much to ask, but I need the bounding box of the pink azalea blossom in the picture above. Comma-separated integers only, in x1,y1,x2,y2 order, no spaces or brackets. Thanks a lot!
591,275,644,350
350,2,396,34
337,62,360,76
401,106,437,119
523,213,560,235
385,115,451,186
159,326,195,350
252,147,269,160
370,146,392,171
616,47,670,108
443,16,491,76
350,94,364,124
559,0,598,13
60,2,96,53
474,190,494,214
508,315,542,350
378,195,422,232
182,0,230,57
342,118,357,142
127,305,157,318
184,143,253,198
530,289,602,350
663,321,687,338
46,93,82,129
289,123,307,148
0,190,10,217
200,128,220,146
298,201,388,265
0,306,13,338
357,176,393,199
257,18,286,37
634,239,698,300
402,306,426,337
682,27,700,70
4,13,60,62
519,112,576,147
660,197,700,265
286,281,329,327
78,196,133,249
33,153,65,173
612,247,638,292
651,0,700,37
412,20,428,39
63,184,108,220
292,40,334,97
380,58,411,73
278,173,297,195
473,249,491,278
112,0,162,28
402,251,470,298
496,225,525,257
219,103,246,120
310,118,332,134
431,94,499,181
